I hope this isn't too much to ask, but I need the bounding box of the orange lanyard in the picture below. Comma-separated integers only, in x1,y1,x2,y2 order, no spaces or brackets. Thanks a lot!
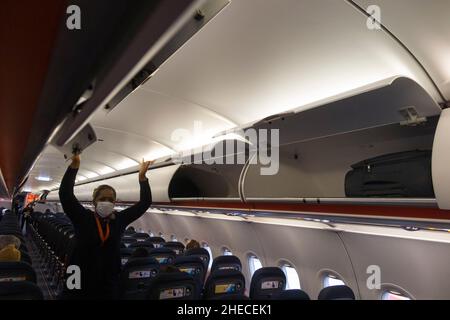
95,216,110,245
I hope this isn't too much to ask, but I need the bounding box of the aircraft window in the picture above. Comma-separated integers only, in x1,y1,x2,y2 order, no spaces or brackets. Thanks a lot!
323,274,345,288
202,242,213,271
222,248,233,256
281,264,301,289
381,290,411,300
248,255,262,277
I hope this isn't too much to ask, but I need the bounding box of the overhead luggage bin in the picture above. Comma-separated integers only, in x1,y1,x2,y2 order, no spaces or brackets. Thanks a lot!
240,77,442,204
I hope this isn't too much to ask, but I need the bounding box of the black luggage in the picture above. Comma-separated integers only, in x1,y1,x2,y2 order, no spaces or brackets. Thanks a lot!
344,150,434,197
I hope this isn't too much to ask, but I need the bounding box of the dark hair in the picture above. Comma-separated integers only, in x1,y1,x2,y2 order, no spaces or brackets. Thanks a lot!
130,247,149,259
92,185,116,202
186,239,200,250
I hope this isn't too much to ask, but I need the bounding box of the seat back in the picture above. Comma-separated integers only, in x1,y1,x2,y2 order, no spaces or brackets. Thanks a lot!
173,256,206,284
162,241,185,255
204,269,246,300
184,248,210,270
250,267,286,299
148,248,176,265
120,257,160,300
144,237,166,248
318,285,355,300
130,232,150,241
0,262,36,283
0,281,43,300
211,255,242,273
275,289,310,300
147,271,200,300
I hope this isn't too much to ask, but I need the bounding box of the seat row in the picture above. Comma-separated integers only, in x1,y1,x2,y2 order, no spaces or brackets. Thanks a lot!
0,208,43,299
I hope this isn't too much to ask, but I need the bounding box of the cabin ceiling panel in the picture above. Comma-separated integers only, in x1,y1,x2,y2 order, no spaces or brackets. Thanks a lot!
142,0,442,129
91,88,235,151
354,0,450,100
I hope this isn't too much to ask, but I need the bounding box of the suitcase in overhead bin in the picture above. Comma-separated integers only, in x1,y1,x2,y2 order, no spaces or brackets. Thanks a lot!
344,150,434,197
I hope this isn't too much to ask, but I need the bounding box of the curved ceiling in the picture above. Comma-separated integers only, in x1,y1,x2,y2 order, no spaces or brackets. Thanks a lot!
24,0,448,193
354,0,450,101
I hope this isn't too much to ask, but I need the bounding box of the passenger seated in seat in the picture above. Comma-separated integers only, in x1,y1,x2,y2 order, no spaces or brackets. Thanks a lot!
130,247,149,259
0,235,21,262
186,240,200,250
59,154,153,300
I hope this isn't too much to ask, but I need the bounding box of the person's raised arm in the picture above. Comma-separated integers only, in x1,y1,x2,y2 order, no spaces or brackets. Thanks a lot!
118,159,153,228
59,154,85,225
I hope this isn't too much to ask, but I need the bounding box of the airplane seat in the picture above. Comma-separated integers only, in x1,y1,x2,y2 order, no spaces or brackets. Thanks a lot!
0,281,44,300
0,262,37,283
173,256,206,284
209,293,250,300
124,227,136,236
130,232,150,242
120,248,135,267
120,257,160,300
275,289,310,300
250,267,286,299
128,242,155,251
146,271,201,300
318,285,356,300
162,241,185,255
211,255,242,273
121,237,138,248
148,248,176,265
204,269,246,300
144,237,166,248
184,248,210,270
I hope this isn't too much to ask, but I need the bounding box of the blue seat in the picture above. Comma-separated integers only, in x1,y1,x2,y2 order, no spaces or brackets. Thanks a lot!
211,255,242,273
184,248,210,270
0,281,43,300
173,256,206,284
146,271,201,300
162,241,185,255
148,248,176,265
275,289,310,300
0,262,36,283
120,257,160,300
250,267,286,299
204,269,246,300
318,285,355,300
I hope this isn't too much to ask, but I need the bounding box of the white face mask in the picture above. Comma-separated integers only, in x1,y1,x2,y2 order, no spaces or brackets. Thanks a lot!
95,201,115,218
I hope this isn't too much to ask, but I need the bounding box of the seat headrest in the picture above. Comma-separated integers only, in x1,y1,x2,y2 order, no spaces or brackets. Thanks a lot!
275,289,310,300
0,281,43,300
211,255,242,273
148,248,176,264
162,241,185,254
128,242,154,249
250,267,286,299
130,232,150,240
147,271,200,300
144,237,166,247
204,269,246,299
318,285,355,300
123,257,159,269
173,256,205,280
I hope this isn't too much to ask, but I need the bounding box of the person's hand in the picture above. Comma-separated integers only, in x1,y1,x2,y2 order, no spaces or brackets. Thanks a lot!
70,154,81,169
139,158,154,181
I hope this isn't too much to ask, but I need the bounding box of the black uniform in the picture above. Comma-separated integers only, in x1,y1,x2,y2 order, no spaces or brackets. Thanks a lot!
59,167,151,299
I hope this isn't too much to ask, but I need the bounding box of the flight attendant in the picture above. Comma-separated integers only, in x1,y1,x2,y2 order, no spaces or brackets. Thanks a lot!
59,154,152,299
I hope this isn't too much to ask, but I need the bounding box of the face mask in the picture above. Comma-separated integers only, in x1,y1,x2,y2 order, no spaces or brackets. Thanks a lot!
95,201,115,218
